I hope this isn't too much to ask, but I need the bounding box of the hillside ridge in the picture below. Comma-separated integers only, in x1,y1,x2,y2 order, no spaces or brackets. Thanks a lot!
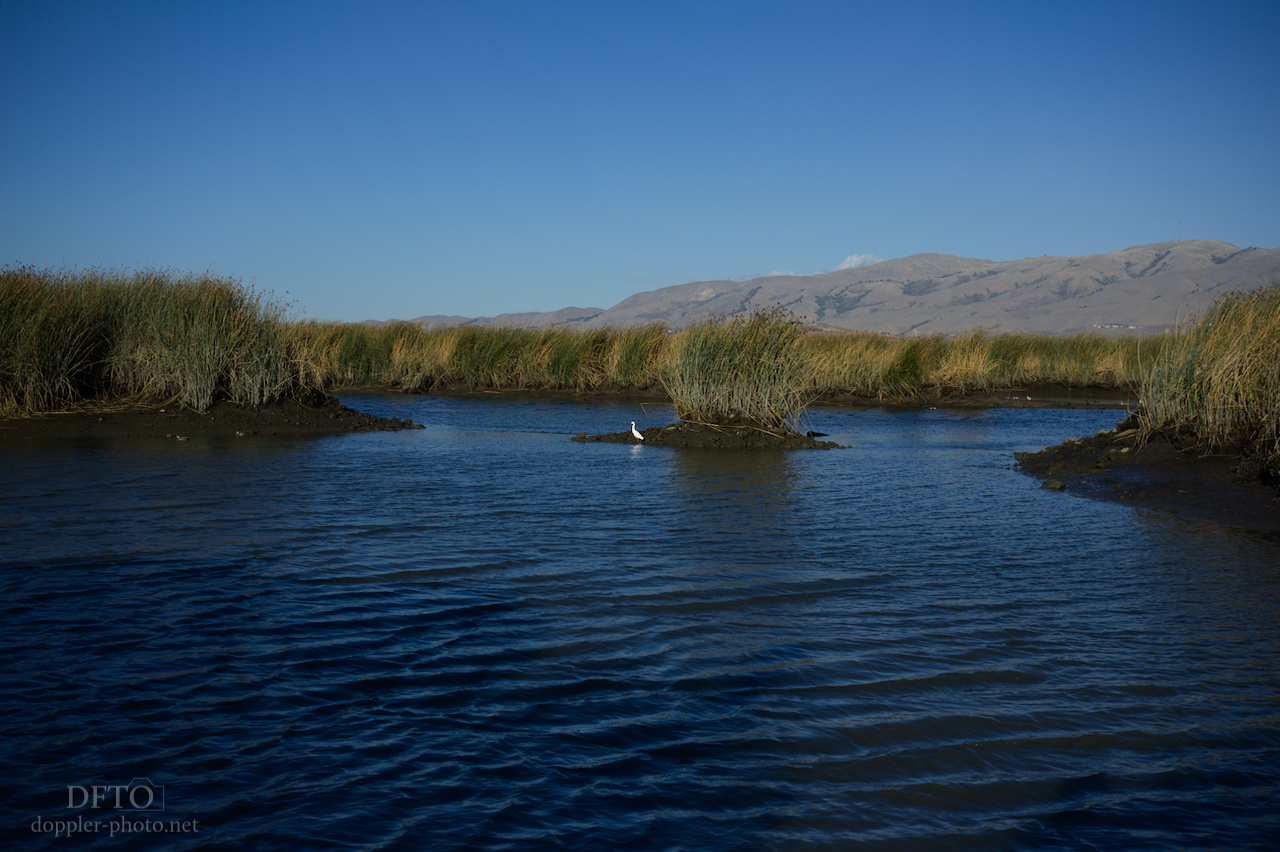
407,240,1280,335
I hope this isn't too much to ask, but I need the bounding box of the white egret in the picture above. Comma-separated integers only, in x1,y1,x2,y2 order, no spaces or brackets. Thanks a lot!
631,421,644,442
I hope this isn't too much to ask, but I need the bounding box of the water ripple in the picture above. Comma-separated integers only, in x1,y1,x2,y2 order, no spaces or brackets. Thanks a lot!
1,398,1278,850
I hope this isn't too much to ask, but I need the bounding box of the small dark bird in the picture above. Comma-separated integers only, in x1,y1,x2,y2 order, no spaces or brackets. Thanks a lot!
806,431,828,438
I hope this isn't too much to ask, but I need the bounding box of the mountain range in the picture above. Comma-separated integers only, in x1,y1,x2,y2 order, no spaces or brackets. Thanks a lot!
408,240,1280,336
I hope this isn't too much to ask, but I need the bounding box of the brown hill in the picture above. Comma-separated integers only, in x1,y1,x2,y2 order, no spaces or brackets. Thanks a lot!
410,240,1280,335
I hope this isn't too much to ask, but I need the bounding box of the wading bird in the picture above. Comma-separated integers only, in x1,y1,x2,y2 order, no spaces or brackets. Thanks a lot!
631,421,644,442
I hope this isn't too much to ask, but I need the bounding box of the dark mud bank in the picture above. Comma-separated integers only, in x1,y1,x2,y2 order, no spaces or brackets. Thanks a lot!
574,422,847,450
414,381,1135,411
816,383,1136,410
0,394,421,440
1016,415,1280,532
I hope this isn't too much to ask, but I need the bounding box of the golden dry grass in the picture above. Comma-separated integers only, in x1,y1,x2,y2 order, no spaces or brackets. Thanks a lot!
662,307,812,427
1,266,314,416
7,266,1197,429
1138,284,1280,456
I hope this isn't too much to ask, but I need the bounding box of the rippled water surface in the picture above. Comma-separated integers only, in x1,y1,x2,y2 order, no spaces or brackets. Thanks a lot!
3,395,1279,850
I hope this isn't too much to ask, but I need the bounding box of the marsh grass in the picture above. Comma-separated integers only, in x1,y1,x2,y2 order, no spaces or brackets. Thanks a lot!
1138,284,1280,457
5,266,1177,422
1,267,313,416
663,307,813,428
286,320,671,393
806,328,1156,397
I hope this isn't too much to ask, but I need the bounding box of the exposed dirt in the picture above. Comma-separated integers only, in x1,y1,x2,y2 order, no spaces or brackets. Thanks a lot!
815,382,1135,410
574,421,846,450
419,381,1136,411
0,394,421,440
1015,414,1280,532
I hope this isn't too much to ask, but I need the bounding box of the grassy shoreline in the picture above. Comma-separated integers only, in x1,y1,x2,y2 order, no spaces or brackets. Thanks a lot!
289,314,1158,406
7,267,1272,463
1,266,319,416
0,266,1161,418
1136,284,1280,463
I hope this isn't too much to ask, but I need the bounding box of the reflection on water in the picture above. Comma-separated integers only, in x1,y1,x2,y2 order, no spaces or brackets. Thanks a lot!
668,450,802,563
1,394,1278,851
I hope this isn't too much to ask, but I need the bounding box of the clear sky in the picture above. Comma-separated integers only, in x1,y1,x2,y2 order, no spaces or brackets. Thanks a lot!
3,1,1278,322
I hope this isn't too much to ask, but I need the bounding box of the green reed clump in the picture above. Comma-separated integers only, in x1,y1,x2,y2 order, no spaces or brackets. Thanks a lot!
106,270,301,410
1139,284,1280,456
0,266,312,416
0,267,111,414
663,307,813,428
883,334,951,392
606,322,672,389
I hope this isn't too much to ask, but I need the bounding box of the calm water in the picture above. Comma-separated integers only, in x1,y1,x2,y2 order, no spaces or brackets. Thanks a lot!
2,395,1278,851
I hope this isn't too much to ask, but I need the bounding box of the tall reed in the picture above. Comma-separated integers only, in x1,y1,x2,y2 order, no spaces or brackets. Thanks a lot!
1138,284,1280,456
805,328,1156,397
283,311,1159,407
663,307,812,427
0,267,313,416
5,266,1180,421
285,320,671,393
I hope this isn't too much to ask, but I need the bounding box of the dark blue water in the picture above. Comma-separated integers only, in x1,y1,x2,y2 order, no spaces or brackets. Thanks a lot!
2,395,1278,850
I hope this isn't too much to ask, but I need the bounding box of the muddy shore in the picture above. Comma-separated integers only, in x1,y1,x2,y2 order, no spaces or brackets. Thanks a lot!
574,422,846,450
418,381,1136,411
0,394,420,440
1015,415,1280,533
816,382,1135,410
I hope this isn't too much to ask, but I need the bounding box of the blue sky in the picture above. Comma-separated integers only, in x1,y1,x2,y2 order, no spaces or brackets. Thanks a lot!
3,1,1278,322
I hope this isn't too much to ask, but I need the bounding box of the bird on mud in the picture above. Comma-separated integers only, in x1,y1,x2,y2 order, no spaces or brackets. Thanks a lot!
631,421,644,442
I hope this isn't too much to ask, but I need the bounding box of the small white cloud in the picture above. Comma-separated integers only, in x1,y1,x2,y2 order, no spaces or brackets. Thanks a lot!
837,253,883,270
727,271,793,282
